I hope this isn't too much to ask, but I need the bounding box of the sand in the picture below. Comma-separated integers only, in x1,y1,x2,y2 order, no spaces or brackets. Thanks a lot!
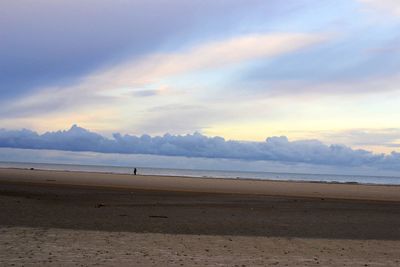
1,168,400,201
1,168,400,266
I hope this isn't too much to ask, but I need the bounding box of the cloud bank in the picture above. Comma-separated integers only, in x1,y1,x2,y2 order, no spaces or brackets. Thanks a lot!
1,125,399,169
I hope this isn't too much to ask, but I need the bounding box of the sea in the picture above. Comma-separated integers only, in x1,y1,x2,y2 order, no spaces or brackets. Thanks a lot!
1,161,400,185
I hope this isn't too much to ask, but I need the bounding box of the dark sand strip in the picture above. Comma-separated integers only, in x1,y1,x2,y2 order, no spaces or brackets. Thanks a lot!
1,177,400,240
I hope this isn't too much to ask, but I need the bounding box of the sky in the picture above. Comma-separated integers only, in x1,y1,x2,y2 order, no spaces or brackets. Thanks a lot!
1,0,400,170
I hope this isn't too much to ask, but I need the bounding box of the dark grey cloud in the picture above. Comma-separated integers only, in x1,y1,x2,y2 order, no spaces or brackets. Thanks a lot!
0,125,398,169
131,90,160,97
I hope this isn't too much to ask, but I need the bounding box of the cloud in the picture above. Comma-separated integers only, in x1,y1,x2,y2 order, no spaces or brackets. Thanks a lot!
124,33,329,84
233,70,400,100
65,32,328,97
358,0,400,17
319,128,400,149
0,31,329,131
1,125,399,169
1,0,281,99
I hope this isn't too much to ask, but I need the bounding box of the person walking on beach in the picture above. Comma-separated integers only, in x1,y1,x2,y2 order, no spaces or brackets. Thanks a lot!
133,168,137,175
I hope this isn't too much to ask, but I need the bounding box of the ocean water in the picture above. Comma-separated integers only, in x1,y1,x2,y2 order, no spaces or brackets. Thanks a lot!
1,161,400,185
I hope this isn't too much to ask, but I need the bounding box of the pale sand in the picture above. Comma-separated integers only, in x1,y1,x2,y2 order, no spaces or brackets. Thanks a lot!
2,227,399,266
1,168,400,266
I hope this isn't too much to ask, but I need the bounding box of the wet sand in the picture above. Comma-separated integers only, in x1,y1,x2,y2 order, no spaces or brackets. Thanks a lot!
1,168,400,201
1,168,400,266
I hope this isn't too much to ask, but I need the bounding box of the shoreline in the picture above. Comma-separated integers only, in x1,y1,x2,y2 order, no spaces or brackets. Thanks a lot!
1,167,400,202
1,165,400,187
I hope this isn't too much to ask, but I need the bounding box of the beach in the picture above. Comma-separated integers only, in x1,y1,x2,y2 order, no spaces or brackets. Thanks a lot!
1,168,400,266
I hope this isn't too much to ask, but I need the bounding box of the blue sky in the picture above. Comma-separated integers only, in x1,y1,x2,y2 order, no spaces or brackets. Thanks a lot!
1,0,400,162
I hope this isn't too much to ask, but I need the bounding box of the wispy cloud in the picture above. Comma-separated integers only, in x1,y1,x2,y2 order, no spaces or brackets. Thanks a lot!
65,32,329,98
122,33,330,84
0,0,277,99
358,0,400,17
323,128,400,145
238,72,400,98
0,32,329,130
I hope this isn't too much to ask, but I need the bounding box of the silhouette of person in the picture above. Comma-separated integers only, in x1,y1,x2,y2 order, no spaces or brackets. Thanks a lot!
134,168,137,175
